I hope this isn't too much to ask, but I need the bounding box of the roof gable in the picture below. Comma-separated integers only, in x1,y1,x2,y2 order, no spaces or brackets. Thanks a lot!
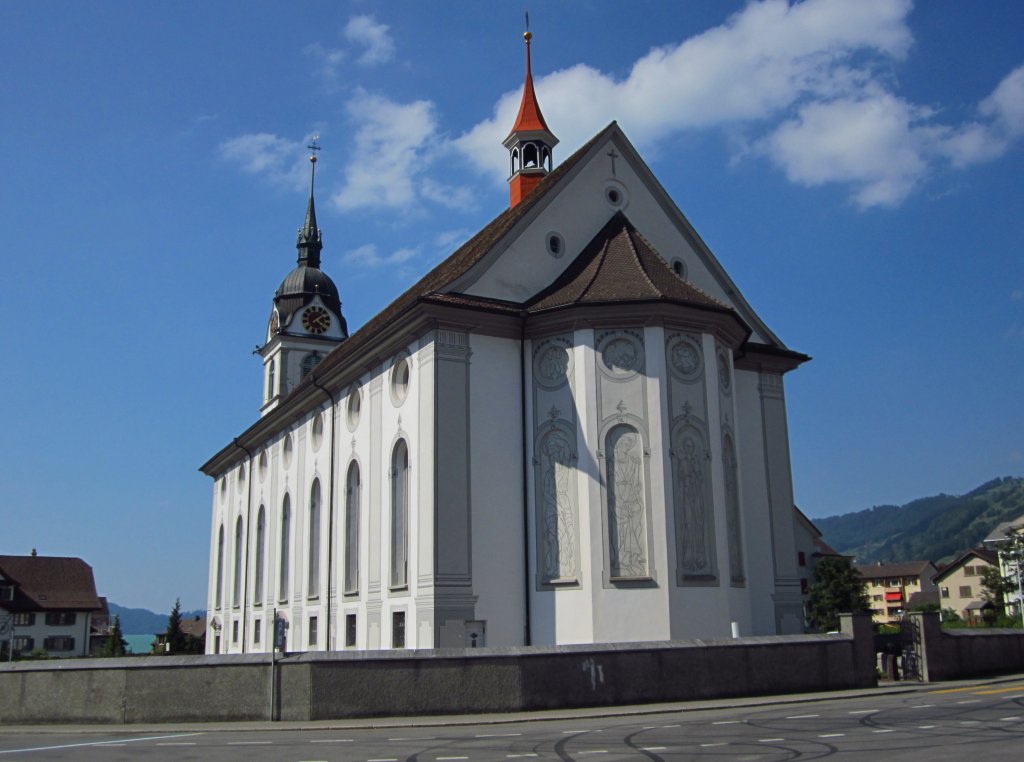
451,124,788,347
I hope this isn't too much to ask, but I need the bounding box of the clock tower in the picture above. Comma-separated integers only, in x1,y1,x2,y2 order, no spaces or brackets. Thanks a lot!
257,140,347,415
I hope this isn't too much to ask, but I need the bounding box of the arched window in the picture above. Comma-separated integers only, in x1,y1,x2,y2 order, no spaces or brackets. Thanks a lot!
279,495,291,600
390,441,409,589
232,516,244,605
215,524,225,609
254,506,266,605
523,143,538,168
511,147,520,174
266,360,276,401
308,479,321,598
300,352,321,379
344,462,361,594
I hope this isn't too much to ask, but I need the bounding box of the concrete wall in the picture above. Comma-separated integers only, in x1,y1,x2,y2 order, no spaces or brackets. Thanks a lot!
0,615,874,725
911,611,1024,681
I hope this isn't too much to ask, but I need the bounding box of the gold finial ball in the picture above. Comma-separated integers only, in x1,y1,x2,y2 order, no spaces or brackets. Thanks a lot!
310,154,317,163
524,30,532,41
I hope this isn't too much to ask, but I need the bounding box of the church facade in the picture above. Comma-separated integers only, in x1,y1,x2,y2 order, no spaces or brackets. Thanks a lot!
202,32,809,654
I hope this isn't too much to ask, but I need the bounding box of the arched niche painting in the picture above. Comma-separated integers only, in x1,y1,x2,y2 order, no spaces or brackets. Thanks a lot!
671,422,717,582
605,424,649,579
723,431,745,584
535,424,579,585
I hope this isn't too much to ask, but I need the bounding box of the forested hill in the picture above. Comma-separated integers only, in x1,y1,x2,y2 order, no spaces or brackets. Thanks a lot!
815,476,1024,565
107,602,206,635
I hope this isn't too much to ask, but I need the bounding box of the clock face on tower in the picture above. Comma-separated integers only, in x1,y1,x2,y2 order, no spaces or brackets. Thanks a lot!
302,306,331,334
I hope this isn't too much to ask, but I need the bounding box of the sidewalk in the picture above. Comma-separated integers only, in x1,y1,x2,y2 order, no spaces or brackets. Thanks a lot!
2,672,1022,735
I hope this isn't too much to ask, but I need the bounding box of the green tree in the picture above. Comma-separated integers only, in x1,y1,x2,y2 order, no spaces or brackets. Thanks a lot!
98,614,127,657
806,556,870,632
980,566,1018,616
164,598,187,654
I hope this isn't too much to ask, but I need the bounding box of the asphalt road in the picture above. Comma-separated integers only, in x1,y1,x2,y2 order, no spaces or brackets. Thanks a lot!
2,680,1023,760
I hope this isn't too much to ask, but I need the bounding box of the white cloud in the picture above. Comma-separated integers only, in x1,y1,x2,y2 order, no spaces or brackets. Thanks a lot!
456,0,915,181
303,42,346,85
454,0,1024,209
218,133,309,190
332,92,437,211
343,243,420,269
345,15,394,67
420,178,477,211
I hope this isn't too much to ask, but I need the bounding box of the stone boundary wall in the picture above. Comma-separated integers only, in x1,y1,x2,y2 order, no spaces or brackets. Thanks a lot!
911,611,1024,682
0,615,874,725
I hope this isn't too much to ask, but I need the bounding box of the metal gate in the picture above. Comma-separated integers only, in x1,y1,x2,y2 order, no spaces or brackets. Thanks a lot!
900,616,923,681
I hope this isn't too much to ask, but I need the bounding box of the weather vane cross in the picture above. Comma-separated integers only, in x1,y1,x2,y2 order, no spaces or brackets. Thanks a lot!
308,135,321,161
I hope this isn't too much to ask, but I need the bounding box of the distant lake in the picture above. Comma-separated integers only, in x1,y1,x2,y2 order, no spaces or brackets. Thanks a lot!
124,634,154,655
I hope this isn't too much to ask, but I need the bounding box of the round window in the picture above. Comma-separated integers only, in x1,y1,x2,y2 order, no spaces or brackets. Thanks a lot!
604,181,629,210
546,232,564,258
282,432,294,468
391,356,410,406
311,412,324,451
346,386,361,431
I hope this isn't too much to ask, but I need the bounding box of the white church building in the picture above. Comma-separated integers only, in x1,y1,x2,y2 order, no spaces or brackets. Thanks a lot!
202,31,810,654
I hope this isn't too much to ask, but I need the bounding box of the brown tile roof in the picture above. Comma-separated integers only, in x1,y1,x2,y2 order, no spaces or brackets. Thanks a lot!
0,555,103,611
855,560,938,580
525,212,730,313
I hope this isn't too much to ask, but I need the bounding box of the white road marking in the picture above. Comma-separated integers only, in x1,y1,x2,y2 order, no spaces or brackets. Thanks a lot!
661,723,681,728
759,738,785,742
700,742,727,747
437,757,469,760
713,720,741,725
639,747,666,752
873,729,895,734
912,704,935,709
957,699,982,704
786,714,819,719
577,751,608,756
562,729,590,734
642,726,657,730
311,738,354,743
0,733,204,756
848,709,879,714
229,740,273,745
918,725,936,729
157,742,197,746
389,737,436,741
367,758,398,762
1000,716,1022,721
960,720,980,725
818,733,845,738
507,755,539,759
476,733,522,738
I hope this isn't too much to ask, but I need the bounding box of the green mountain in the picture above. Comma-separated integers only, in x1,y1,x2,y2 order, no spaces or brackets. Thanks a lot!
815,476,1024,565
108,602,205,636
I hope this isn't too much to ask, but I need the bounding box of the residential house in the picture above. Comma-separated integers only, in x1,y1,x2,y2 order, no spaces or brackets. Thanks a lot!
0,553,105,659
856,560,939,625
792,506,841,625
931,547,998,624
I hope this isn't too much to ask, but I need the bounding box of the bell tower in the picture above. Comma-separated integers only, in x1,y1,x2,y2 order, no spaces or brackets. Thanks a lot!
504,23,558,208
258,138,347,415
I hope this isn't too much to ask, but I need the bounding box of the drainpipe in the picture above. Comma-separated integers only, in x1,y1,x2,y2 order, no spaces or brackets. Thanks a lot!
519,312,532,646
311,373,338,651
233,438,254,654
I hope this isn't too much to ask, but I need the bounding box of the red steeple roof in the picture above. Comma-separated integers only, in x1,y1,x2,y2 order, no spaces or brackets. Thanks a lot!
507,31,552,137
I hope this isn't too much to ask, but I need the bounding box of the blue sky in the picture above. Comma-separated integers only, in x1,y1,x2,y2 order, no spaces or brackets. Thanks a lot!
1,1,1021,613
